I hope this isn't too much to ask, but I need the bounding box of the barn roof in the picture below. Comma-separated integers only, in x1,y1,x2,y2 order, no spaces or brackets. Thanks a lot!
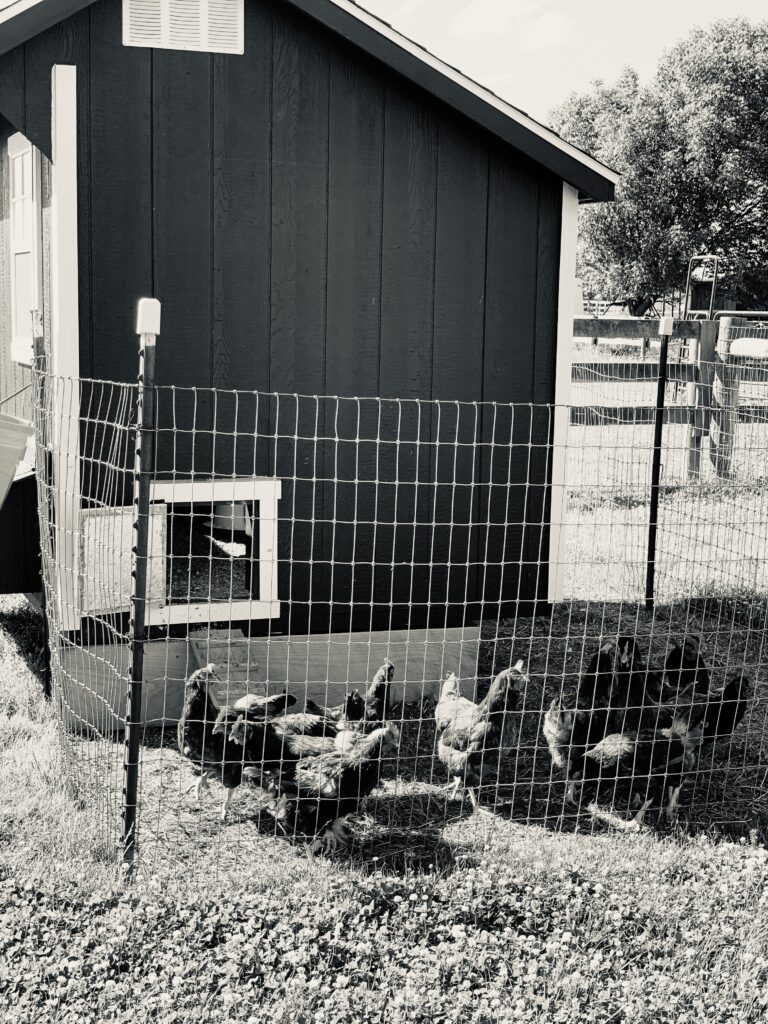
0,0,619,201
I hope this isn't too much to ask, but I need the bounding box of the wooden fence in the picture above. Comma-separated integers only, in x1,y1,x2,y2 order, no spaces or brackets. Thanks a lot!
571,317,766,478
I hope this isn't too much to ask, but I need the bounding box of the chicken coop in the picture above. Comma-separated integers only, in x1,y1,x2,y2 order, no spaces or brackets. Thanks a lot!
0,3,616,695
3,1,766,869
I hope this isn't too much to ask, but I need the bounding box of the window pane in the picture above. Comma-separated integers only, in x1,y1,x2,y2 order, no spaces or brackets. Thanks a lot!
13,252,33,340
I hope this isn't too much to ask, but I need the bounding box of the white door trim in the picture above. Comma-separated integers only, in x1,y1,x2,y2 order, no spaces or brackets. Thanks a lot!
548,182,578,603
50,64,81,631
7,131,43,366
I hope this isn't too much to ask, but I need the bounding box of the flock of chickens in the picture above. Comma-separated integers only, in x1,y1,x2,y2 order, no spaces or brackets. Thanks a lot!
543,636,751,829
176,635,751,851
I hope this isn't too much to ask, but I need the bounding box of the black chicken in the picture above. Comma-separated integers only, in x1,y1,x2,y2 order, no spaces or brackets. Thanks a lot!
578,727,700,829
543,642,616,804
609,636,666,731
264,722,401,853
664,638,711,696
701,672,751,742
176,663,281,820
582,672,751,822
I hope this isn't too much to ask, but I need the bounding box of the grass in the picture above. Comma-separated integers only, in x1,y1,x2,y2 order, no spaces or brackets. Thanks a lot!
3,594,768,1022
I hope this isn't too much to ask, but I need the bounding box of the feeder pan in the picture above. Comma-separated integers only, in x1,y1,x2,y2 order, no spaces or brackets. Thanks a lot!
0,412,33,510
204,501,252,537
729,337,768,360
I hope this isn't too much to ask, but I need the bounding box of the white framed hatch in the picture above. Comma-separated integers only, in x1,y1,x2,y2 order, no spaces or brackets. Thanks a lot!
146,477,282,626
77,479,282,627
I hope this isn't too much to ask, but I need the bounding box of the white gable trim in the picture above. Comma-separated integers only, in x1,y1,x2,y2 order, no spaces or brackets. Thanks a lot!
548,181,579,603
323,0,619,188
0,0,618,196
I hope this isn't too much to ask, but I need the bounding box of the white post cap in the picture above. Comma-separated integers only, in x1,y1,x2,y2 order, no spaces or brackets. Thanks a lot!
136,298,161,337
658,316,674,337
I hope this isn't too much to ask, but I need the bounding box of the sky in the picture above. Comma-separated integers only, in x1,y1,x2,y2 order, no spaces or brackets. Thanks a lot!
361,0,768,124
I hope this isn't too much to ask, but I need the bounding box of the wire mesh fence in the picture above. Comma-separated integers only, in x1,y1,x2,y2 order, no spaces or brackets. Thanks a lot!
32,329,768,873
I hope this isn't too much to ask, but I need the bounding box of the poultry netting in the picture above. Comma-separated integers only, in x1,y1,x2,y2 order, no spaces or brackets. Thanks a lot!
32,356,768,874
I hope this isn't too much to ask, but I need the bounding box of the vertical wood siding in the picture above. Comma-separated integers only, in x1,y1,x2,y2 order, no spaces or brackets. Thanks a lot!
0,0,562,624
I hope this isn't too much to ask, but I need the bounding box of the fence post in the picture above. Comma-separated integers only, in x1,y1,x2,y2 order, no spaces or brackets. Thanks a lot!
645,316,672,610
32,310,53,701
710,316,740,478
686,321,718,481
122,298,161,869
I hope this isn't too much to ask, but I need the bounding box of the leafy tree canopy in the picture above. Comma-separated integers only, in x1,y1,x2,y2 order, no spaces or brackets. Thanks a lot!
550,19,768,308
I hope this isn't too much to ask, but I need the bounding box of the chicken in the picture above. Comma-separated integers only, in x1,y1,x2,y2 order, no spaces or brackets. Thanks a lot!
363,659,395,723
578,727,700,829
227,700,336,777
639,672,751,749
233,692,297,716
543,642,616,804
227,687,372,776
664,638,710,697
262,722,401,853
176,663,272,820
332,660,395,751
578,671,751,824
333,690,368,753
435,662,526,811
609,636,666,731
701,672,751,742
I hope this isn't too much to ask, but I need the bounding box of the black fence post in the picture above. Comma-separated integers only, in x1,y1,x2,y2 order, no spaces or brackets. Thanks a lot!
645,317,672,610
122,298,161,869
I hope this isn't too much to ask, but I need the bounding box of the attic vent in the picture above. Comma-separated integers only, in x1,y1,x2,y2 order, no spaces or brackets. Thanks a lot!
123,0,244,54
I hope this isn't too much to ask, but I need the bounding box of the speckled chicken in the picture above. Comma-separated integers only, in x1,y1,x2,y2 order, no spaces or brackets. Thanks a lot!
435,662,526,810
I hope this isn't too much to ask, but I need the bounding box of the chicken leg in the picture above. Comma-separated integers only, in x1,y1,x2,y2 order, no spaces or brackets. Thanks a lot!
447,776,463,801
187,773,210,805
665,785,682,821
312,816,353,856
587,800,651,832
220,787,234,821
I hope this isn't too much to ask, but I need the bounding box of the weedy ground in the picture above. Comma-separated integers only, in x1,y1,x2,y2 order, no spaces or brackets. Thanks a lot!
2,594,768,1023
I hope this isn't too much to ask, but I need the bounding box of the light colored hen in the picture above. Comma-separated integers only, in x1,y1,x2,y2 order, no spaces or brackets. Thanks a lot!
435,661,526,811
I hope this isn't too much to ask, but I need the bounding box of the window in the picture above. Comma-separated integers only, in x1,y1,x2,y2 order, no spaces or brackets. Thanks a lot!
123,0,244,55
8,133,42,367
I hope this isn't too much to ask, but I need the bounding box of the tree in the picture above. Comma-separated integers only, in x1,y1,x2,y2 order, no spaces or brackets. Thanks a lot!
550,19,768,308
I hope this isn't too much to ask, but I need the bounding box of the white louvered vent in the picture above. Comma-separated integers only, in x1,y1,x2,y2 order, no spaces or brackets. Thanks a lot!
123,0,244,55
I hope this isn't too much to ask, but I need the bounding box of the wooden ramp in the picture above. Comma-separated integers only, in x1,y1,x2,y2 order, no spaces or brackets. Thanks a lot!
58,640,195,735
190,626,482,710
56,627,481,733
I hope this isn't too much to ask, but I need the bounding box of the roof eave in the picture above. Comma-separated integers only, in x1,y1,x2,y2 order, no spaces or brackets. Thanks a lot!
284,0,618,202
0,0,619,201
0,0,94,55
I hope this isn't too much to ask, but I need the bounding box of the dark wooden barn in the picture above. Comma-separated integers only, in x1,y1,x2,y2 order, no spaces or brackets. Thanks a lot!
0,0,617,639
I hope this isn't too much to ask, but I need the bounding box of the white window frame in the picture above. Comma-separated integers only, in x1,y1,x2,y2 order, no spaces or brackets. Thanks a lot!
146,477,282,626
8,131,43,367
